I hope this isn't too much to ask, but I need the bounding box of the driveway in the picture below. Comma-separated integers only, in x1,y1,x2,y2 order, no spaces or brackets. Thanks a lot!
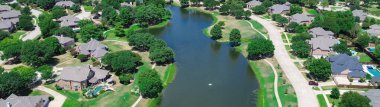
35,86,66,107
22,9,42,41
250,15,319,107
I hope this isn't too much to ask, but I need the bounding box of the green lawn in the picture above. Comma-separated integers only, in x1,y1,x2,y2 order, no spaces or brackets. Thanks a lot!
317,94,328,107
11,31,26,39
83,6,93,12
261,14,271,19
327,94,340,107
163,64,176,87
249,20,268,34
358,53,372,63
29,90,49,96
367,5,380,16
306,9,318,15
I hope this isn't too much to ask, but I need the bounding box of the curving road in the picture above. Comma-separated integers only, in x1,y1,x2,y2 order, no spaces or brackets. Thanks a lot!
22,9,42,41
249,15,319,107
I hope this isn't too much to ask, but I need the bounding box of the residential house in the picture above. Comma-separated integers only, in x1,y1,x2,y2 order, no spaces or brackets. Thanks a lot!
289,13,314,24
55,1,75,8
0,20,16,32
361,89,380,107
327,54,366,80
352,9,367,22
0,10,21,24
0,94,50,107
76,39,108,59
0,5,11,13
366,24,380,37
268,2,291,15
246,0,261,9
54,36,75,49
308,27,339,58
57,15,80,29
57,65,110,91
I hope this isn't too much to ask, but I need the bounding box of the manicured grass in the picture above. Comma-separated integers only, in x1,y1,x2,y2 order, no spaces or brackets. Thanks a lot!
249,61,278,107
249,20,268,34
367,5,380,16
84,6,94,12
307,9,318,15
358,53,372,63
261,14,271,19
29,90,49,96
147,98,161,107
317,94,328,107
163,64,176,87
102,41,124,52
11,31,26,39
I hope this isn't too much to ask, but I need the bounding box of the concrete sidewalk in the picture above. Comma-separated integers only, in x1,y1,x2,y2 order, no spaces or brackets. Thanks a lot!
35,86,66,107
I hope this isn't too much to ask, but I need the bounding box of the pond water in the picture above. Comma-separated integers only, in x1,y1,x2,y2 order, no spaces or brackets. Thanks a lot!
148,6,259,107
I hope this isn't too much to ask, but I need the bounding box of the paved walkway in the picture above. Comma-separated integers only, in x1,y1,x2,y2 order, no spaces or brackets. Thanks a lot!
22,9,42,41
35,86,66,107
246,20,282,107
250,15,319,107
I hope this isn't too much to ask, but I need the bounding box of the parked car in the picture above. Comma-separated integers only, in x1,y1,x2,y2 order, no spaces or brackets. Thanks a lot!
309,81,319,86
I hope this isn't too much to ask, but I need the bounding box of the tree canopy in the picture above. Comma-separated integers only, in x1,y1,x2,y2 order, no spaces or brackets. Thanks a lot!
137,69,163,98
51,6,67,19
355,33,371,47
135,5,170,27
38,13,59,37
305,59,332,81
102,50,142,74
149,47,175,64
229,28,241,47
311,11,355,34
247,38,275,60
211,25,222,40
339,91,371,107
289,4,303,15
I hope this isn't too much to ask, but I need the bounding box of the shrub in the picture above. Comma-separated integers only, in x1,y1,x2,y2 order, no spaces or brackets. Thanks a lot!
77,54,88,62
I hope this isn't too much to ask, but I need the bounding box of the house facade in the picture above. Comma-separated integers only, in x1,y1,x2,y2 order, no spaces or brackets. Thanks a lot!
308,27,339,58
57,65,110,91
327,54,366,80
289,13,314,25
57,15,80,30
54,36,75,49
268,2,291,15
76,39,108,59
246,0,261,9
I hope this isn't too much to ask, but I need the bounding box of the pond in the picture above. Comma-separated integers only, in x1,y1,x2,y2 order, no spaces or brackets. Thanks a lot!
148,6,259,107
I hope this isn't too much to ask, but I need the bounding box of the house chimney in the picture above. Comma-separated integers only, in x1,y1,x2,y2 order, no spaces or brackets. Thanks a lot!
7,102,11,107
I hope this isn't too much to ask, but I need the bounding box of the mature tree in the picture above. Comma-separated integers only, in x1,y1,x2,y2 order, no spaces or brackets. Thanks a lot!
102,7,119,26
21,7,31,15
210,25,222,40
301,0,319,7
229,29,241,47
80,24,104,42
114,23,125,37
41,37,65,56
38,13,59,37
330,87,340,99
149,47,175,64
70,4,81,13
0,30,10,40
271,14,282,21
127,33,155,51
347,0,360,10
0,38,22,60
349,23,361,38
333,41,351,55
305,59,332,81
0,72,32,98
11,66,36,83
37,65,53,80
219,4,230,15
321,0,329,8
374,44,380,58
102,50,142,73
289,4,303,15
262,0,273,7
291,32,311,42
252,5,267,15
362,17,376,29
0,67,4,74
20,40,47,67
137,69,163,98
135,5,170,27
203,0,219,10
355,33,371,47
247,38,275,60
275,16,288,26
119,6,134,27
311,11,355,34
234,10,244,19
180,0,190,7
18,14,34,31
339,91,371,107
37,0,55,10
291,41,311,58
51,6,67,19
119,73,133,85
149,39,168,51
78,19,94,27
55,27,75,38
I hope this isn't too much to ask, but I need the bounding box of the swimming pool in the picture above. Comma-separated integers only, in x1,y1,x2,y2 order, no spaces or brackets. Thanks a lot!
367,66,380,76
93,86,103,94
367,47,375,53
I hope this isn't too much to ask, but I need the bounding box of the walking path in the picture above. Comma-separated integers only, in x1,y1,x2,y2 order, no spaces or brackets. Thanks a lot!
250,15,319,107
22,9,42,41
246,20,282,107
318,86,332,107
35,86,66,107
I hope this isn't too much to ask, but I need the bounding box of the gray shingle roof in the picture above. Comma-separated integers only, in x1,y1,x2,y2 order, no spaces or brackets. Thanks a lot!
361,89,380,107
58,15,80,27
327,54,365,78
55,1,75,7
269,3,290,14
0,5,11,12
289,13,314,24
308,36,338,51
352,9,367,22
0,20,14,29
246,0,262,8
77,39,108,58
0,10,21,19
309,27,334,37
54,36,74,45
0,94,49,107
367,24,380,36
372,76,380,83
59,65,109,83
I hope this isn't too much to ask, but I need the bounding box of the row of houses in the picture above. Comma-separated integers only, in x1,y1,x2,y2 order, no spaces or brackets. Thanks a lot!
0,94,50,107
